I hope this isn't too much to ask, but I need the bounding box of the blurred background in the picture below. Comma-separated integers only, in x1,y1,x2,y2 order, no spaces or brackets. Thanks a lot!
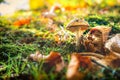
0,0,120,15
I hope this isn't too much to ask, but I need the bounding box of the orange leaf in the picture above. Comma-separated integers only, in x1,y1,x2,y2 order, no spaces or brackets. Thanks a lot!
13,18,31,27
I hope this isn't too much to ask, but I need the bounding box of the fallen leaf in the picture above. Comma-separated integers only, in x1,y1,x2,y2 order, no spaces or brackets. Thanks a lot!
13,18,31,27
84,26,111,53
29,51,43,62
66,53,92,80
29,51,64,72
105,34,120,54
42,12,56,19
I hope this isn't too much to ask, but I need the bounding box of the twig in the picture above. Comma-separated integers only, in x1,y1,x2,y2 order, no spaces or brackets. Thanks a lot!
79,52,104,59
91,58,120,79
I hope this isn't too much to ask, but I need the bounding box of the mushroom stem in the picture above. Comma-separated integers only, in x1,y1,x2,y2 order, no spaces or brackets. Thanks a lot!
75,30,84,51
75,31,80,51
75,31,79,46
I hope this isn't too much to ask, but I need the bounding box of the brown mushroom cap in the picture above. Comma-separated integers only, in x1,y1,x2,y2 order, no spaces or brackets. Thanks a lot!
66,18,89,32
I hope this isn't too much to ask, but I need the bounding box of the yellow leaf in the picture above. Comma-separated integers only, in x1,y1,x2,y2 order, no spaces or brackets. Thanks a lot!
29,0,45,10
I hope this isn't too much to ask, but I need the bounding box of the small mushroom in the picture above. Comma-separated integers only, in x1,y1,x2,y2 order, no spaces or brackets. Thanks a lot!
66,18,89,51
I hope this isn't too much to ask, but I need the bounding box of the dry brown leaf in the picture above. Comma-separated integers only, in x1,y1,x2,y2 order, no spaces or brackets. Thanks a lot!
29,51,64,72
84,26,111,53
42,12,56,19
45,51,65,72
42,4,63,19
29,51,44,61
66,53,92,80
50,3,63,12
105,34,120,54
90,26,111,42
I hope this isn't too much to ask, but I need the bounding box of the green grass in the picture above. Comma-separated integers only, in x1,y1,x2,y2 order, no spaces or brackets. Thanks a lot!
0,6,120,80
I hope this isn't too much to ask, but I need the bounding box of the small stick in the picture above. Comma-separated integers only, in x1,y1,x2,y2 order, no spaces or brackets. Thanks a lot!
79,52,104,59
91,59,120,79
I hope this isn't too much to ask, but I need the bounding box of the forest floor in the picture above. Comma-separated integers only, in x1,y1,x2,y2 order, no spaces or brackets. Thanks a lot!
0,5,120,80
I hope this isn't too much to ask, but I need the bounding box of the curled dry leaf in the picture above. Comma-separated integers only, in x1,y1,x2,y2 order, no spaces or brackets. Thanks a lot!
84,26,111,53
42,4,63,19
29,51,64,72
42,12,56,19
111,43,120,53
29,51,44,61
105,34,120,54
50,3,64,13
66,53,92,80
90,26,111,43
44,51,65,72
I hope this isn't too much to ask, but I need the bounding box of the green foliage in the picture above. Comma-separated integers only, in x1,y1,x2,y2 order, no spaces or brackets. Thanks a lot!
85,15,120,33
0,0,4,3
86,15,109,26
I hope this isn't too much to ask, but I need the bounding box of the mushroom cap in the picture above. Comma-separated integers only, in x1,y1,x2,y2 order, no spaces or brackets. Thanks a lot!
66,18,89,32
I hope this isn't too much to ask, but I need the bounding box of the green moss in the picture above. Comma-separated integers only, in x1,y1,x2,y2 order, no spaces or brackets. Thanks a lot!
0,44,36,61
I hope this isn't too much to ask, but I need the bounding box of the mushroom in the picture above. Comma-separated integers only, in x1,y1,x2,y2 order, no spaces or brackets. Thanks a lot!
66,18,89,51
